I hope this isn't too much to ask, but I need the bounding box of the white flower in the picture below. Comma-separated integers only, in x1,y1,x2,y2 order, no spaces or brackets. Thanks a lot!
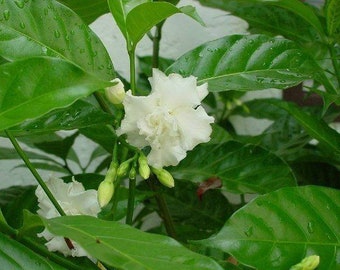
35,176,100,258
117,69,214,168
105,78,125,104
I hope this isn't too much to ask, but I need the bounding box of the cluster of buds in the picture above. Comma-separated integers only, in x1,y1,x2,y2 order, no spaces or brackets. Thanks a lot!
97,152,176,207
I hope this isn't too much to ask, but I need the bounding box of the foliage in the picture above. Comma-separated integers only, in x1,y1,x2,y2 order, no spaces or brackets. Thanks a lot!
0,0,339,269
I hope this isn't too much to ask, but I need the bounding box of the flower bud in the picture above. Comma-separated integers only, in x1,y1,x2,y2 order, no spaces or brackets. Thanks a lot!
129,167,137,180
97,180,114,207
152,167,175,188
105,78,125,105
138,154,150,179
290,255,320,270
117,159,131,178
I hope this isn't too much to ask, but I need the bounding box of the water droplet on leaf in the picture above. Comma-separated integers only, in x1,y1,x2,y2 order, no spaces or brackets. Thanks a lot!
307,221,314,233
244,226,253,237
3,10,10,20
14,0,25,8
54,30,60,38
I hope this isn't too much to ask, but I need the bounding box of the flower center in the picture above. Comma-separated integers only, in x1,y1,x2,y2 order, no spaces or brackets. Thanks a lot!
138,107,180,149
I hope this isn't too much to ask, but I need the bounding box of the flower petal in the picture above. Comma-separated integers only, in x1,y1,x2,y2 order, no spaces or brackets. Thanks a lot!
149,69,201,109
117,90,156,148
147,141,187,168
176,106,214,150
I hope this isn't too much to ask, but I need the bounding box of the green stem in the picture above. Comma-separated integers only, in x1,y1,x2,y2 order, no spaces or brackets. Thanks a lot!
94,91,113,115
126,176,136,225
147,176,177,239
128,49,136,95
240,194,246,205
5,130,66,217
152,22,164,68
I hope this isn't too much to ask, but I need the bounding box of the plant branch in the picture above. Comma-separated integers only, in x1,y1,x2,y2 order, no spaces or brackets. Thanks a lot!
128,49,136,95
152,22,164,69
5,130,66,217
126,176,136,225
147,176,177,239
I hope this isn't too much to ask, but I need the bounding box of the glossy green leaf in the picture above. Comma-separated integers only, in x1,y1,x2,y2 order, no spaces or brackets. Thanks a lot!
325,0,340,39
107,0,149,41
197,186,340,270
5,100,115,136
44,215,223,270
141,180,232,241
58,0,109,24
0,0,114,80
170,141,296,194
126,2,204,47
167,35,316,92
266,99,340,155
0,232,67,270
108,0,203,48
199,1,319,44
199,0,324,35
0,57,111,131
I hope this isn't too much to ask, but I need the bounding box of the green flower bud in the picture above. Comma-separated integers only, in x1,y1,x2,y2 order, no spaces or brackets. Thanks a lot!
129,166,137,180
138,154,150,179
290,255,320,270
104,161,118,182
105,78,125,105
152,167,175,188
117,159,131,178
97,180,114,207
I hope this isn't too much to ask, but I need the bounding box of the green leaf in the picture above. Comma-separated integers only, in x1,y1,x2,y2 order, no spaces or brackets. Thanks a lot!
34,132,78,160
0,0,114,80
0,147,53,161
199,0,324,36
14,162,69,174
5,100,115,136
57,0,109,24
197,186,340,270
126,2,204,48
0,232,67,270
199,1,319,44
0,57,111,131
141,180,233,241
107,0,149,41
170,141,297,194
108,0,204,48
167,35,316,92
44,215,223,270
0,185,38,229
80,124,116,153
266,99,340,156
325,0,340,39
18,210,44,237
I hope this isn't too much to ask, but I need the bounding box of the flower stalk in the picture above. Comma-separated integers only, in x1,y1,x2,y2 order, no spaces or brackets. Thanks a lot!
5,130,66,217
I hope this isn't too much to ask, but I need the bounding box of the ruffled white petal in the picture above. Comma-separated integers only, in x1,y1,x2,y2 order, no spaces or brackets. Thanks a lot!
175,106,214,150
